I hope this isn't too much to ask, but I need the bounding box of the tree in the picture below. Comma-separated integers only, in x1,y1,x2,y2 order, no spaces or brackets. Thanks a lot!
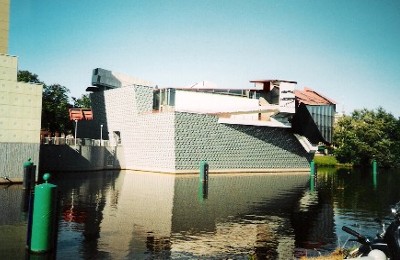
333,107,400,168
17,70,42,84
42,84,73,135
17,70,87,136
72,94,91,108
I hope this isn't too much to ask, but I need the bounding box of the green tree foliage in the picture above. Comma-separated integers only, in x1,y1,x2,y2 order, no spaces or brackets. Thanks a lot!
17,70,74,135
72,94,91,108
17,70,42,84
333,107,400,168
42,84,72,135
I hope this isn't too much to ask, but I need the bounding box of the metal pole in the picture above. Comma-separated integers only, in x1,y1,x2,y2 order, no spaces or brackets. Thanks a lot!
74,119,78,149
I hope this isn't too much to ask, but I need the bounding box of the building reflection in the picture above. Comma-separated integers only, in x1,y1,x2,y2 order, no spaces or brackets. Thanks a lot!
0,185,27,259
55,171,316,259
2,168,398,258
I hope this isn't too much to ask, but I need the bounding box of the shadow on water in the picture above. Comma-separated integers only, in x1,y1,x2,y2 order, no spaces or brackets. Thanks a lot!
1,168,400,259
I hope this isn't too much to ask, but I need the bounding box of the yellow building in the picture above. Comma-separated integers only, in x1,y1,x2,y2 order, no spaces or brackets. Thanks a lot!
0,0,9,54
0,0,43,182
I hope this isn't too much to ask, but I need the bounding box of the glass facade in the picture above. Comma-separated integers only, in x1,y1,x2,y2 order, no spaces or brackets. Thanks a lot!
306,105,336,143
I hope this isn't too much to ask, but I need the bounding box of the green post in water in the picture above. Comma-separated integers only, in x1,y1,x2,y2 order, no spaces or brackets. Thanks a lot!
23,158,35,190
372,159,378,189
197,181,208,202
372,159,377,174
310,160,315,177
310,160,315,191
30,173,58,253
199,160,209,183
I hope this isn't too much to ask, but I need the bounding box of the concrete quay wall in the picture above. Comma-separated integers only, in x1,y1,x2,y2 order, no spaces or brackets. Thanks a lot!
39,144,125,174
0,142,40,183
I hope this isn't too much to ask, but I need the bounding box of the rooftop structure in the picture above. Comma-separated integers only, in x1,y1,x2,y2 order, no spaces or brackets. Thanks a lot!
295,87,336,105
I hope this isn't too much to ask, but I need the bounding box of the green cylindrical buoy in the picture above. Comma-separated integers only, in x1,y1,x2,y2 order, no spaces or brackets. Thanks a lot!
199,160,209,183
23,158,36,190
310,160,316,191
30,173,58,253
310,160,315,177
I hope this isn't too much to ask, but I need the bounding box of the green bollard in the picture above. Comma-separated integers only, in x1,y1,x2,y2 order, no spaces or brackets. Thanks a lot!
23,158,36,191
372,159,378,189
198,181,209,202
310,160,315,177
372,159,377,174
199,160,209,183
310,160,315,191
30,173,58,253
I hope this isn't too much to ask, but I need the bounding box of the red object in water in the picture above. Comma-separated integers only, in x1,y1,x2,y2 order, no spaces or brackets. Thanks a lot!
62,205,88,223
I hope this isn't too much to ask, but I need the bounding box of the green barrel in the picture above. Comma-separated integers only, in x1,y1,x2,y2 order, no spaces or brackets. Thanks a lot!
30,173,58,253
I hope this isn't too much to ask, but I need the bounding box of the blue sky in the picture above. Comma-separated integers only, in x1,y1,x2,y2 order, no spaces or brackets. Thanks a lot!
9,0,400,117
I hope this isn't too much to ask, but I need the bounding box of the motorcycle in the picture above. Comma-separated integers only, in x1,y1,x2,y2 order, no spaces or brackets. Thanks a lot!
342,201,400,259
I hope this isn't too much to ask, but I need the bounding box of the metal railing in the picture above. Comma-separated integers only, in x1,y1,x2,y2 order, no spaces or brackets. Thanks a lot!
41,137,110,147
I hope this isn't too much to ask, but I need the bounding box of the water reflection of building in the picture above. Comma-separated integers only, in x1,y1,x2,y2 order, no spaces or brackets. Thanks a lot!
56,171,310,259
292,190,336,253
55,171,119,259
0,186,28,259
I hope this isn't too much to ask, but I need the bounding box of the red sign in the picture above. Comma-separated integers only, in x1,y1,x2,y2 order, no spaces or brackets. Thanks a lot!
69,108,93,121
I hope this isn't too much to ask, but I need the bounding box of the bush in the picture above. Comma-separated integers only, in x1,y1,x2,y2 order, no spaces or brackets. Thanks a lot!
313,156,338,167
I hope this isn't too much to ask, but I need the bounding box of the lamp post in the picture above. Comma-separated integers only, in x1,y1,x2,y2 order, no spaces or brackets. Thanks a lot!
74,119,78,149
100,124,103,146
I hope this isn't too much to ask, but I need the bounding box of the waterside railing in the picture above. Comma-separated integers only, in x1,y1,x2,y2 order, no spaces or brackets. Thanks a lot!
41,137,110,147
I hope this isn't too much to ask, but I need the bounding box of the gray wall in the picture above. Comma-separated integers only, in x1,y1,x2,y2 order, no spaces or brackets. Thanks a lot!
0,143,40,182
39,145,124,173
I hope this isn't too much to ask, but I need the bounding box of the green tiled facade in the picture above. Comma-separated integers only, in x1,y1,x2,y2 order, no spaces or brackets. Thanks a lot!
175,112,310,171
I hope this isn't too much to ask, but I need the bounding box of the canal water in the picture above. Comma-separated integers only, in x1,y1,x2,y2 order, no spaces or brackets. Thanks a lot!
1,168,400,259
